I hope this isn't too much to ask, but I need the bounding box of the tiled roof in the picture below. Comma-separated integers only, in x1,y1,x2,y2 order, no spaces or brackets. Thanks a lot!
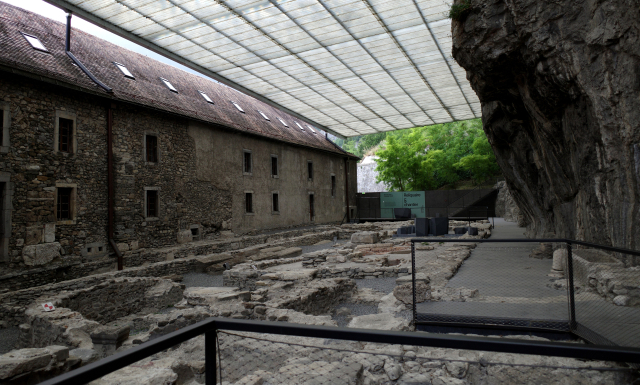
0,3,357,158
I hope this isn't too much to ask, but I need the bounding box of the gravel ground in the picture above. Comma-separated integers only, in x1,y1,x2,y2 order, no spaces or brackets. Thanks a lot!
300,239,346,254
355,277,397,294
332,303,379,327
182,272,224,288
0,327,19,354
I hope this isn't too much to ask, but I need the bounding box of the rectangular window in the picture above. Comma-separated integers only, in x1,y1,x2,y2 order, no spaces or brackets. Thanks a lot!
114,62,134,79
160,77,178,93
331,175,336,197
244,151,252,174
21,32,48,52
309,194,315,221
199,91,214,104
57,187,72,220
146,135,158,163
307,161,313,180
271,156,278,177
232,101,245,113
272,193,279,212
146,190,158,218
58,117,73,153
245,192,253,213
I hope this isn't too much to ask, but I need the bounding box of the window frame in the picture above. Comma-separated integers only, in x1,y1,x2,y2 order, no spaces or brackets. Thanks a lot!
54,110,77,155
277,117,288,127
245,191,254,215
331,174,336,197
55,183,77,224
21,32,48,52
271,155,278,178
160,77,178,93
272,192,280,214
307,161,313,181
243,150,252,175
0,102,10,152
198,90,214,104
113,62,135,79
144,187,160,220
143,132,159,164
231,101,245,113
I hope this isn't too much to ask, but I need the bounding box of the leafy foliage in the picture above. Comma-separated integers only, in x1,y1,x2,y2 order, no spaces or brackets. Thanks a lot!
332,132,387,158
448,0,471,21
346,119,500,191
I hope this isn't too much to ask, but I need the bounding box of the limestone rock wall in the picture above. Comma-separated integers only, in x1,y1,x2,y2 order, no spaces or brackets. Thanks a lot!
357,156,386,193
494,181,523,225
451,0,640,253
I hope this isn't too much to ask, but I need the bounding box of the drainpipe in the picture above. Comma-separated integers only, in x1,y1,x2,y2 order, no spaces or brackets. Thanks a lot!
344,158,350,223
65,12,113,93
107,105,123,270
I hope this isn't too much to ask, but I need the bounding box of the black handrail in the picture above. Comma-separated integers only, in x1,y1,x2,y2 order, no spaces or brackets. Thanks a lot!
410,237,640,346
39,317,640,385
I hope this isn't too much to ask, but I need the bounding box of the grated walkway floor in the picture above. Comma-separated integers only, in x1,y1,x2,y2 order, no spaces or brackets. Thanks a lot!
416,219,640,347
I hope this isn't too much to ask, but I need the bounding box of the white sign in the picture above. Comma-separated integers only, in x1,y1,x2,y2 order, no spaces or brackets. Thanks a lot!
42,302,55,312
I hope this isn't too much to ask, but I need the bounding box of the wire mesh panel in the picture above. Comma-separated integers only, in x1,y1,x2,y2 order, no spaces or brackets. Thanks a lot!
216,330,638,384
568,244,640,348
412,235,571,333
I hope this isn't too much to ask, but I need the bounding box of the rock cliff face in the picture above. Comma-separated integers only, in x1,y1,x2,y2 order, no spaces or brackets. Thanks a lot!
357,156,387,193
451,0,640,254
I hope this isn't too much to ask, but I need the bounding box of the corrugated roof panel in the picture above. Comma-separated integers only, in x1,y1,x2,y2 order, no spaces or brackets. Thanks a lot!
43,0,479,137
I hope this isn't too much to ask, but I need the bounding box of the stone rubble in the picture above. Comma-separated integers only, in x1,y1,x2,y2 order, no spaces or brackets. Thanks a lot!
0,220,634,384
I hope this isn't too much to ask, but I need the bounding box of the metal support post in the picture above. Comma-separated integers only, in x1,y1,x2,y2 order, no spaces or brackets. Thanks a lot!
566,243,577,331
411,241,417,325
205,330,217,385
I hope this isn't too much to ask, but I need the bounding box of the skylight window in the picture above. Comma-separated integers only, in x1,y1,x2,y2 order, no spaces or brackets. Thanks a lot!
21,33,47,52
277,118,288,127
160,78,178,93
295,122,305,131
307,125,317,134
199,91,214,104
232,101,245,113
113,62,134,79
258,111,270,120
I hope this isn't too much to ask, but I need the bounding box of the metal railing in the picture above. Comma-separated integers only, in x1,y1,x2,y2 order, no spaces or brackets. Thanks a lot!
40,317,640,385
410,238,640,349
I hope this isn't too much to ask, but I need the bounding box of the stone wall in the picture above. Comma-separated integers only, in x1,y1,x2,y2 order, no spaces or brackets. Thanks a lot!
57,277,183,324
451,0,640,253
0,76,109,267
0,73,358,278
111,105,233,249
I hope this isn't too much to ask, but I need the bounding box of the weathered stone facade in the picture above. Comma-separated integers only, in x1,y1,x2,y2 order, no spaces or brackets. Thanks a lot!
0,3,358,282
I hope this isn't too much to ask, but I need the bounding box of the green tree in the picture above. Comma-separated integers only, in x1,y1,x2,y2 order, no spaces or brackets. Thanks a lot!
373,119,499,191
374,128,437,191
455,136,500,184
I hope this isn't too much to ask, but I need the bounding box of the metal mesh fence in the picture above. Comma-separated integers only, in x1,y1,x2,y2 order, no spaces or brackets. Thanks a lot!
569,245,640,348
412,239,570,333
411,237,640,350
215,330,638,384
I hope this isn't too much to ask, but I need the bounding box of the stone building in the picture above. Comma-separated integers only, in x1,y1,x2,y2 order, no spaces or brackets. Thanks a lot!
0,3,358,271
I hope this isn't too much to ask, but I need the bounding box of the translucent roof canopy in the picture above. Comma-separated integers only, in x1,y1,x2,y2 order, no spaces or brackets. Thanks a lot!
45,0,480,137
